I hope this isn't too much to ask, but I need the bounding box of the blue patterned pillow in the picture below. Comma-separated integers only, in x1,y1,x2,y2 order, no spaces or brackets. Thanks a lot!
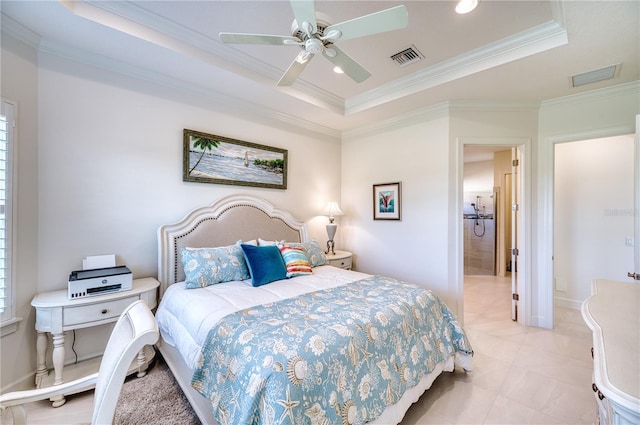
279,244,313,277
181,243,250,289
289,239,327,267
241,244,287,287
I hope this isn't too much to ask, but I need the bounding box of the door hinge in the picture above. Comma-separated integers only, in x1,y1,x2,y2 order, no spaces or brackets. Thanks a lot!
512,293,519,301
512,248,519,255
512,203,519,211
512,159,519,166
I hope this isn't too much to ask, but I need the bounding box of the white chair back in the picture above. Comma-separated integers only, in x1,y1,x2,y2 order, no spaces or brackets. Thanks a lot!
92,300,159,424
0,300,159,425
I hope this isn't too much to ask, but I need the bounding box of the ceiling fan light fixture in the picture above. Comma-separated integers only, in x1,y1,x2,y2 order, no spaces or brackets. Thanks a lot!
456,0,479,14
301,21,314,37
321,30,342,41
304,38,324,54
297,51,312,63
221,0,409,86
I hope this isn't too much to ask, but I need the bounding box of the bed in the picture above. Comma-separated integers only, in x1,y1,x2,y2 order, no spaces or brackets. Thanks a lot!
155,194,472,425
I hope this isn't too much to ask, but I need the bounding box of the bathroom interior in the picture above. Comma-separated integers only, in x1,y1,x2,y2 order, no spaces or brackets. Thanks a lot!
463,146,515,277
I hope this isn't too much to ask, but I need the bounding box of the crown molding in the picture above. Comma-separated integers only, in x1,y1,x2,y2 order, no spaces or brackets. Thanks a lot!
0,13,41,48
540,80,640,109
58,1,570,118
448,100,540,112
62,0,345,115
38,39,340,140
346,19,568,115
342,99,546,140
342,102,450,140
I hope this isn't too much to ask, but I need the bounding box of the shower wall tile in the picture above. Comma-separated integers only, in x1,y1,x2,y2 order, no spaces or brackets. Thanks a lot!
464,217,496,275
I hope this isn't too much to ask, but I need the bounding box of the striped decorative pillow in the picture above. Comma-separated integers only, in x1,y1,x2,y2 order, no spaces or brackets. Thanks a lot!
278,244,313,278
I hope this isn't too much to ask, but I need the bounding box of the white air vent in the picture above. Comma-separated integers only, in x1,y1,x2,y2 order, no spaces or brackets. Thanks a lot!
391,45,424,67
571,64,621,87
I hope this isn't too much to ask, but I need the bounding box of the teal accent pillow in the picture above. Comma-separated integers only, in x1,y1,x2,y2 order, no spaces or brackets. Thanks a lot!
181,243,250,289
241,244,287,287
289,239,327,267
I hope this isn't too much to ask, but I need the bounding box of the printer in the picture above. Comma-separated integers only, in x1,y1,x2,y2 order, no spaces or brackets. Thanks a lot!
68,265,133,299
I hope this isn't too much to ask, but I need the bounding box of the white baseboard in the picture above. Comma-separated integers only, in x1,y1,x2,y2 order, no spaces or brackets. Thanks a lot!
554,296,583,310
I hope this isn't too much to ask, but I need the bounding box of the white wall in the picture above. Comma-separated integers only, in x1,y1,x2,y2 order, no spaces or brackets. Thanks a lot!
463,160,494,193
341,115,453,305
37,53,341,292
1,44,342,389
554,135,634,308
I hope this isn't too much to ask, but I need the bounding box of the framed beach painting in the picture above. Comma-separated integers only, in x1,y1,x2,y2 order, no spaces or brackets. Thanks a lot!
373,182,401,220
183,129,287,189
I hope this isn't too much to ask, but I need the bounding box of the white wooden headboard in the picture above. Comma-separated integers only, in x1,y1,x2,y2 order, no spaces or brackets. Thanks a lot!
157,195,308,298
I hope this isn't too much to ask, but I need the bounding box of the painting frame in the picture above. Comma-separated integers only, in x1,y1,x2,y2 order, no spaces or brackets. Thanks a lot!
183,129,287,189
373,182,401,220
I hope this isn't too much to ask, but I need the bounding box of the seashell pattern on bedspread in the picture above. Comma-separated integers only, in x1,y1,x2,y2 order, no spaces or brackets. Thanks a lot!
190,275,473,425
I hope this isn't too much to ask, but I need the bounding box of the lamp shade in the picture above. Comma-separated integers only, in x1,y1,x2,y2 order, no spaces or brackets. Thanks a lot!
322,202,344,220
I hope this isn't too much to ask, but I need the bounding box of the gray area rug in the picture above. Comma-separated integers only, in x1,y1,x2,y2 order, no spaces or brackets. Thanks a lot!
115,353,201,424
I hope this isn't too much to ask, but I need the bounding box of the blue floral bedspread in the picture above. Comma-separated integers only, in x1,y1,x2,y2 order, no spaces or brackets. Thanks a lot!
191,275,473,425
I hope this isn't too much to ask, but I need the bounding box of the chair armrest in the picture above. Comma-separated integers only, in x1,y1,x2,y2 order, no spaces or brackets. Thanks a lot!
0,372,99,407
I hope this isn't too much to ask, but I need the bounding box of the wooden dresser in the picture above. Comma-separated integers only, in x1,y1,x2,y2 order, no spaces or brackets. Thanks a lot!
581,279,640,424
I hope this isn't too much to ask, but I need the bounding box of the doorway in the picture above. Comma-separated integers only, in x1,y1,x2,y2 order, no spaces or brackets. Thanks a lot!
455,138,530,326
463,148,500,276
553,134,635,310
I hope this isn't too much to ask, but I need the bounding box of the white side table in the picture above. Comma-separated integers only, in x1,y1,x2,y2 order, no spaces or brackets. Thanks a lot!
31,277,159,407
326,250,353,270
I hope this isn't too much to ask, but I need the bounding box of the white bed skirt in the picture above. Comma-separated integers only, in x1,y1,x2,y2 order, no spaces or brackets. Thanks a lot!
158,336,472,425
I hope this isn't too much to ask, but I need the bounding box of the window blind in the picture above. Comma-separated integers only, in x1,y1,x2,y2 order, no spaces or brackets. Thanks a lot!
0,105,11,322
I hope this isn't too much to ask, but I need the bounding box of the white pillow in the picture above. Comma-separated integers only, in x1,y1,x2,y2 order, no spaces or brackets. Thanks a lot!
258,238,280,246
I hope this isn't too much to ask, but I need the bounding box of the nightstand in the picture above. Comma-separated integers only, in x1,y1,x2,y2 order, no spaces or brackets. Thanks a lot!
326,250,353,270
31,277,159,407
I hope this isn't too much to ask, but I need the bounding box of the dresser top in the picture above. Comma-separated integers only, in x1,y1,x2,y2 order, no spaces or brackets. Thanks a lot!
582,279,640,405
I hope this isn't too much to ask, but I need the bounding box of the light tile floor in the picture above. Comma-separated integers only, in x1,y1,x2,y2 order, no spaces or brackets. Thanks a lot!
401,275,597,425
3,275,597,424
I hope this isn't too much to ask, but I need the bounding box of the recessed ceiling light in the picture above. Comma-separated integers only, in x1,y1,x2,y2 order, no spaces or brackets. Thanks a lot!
571,64,621,87
456,0,479,14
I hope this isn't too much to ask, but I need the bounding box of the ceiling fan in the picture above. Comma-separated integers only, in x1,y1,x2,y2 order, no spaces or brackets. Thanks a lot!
219,0,408,86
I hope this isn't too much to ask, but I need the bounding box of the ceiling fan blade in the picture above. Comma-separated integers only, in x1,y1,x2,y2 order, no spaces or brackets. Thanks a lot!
322,45,371,83
219,33,300,46
277,51,314,86
325,5,408,43
289,0,317,33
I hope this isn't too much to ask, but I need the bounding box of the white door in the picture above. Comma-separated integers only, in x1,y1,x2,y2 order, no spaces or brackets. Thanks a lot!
510,147,521,321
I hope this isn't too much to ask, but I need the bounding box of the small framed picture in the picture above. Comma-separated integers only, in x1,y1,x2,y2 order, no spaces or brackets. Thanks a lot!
373,182,401,220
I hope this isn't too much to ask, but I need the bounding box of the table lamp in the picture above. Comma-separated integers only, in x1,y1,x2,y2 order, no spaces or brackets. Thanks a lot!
322,201,343,255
